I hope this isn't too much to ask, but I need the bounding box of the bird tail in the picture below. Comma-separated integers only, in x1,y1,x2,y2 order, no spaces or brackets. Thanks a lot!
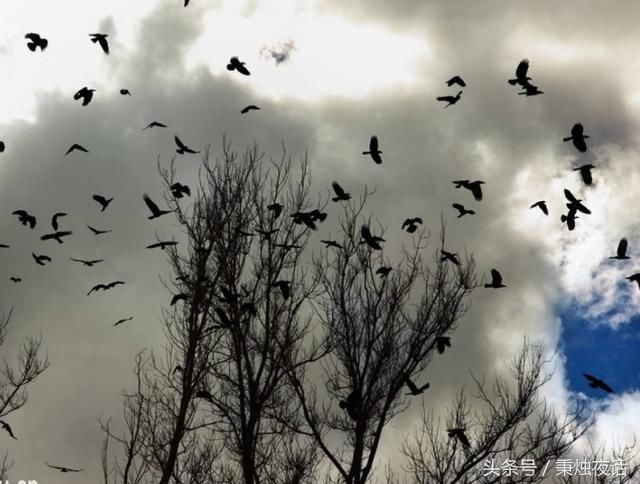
331,196,340,202
562,136,572,142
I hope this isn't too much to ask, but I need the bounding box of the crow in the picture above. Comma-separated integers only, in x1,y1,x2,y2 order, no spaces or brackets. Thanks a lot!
267,202,283,219
583,373,614,393
508,59,532,88
32,253,51,266
402,217,423,233
561,208,579,231
70,258,104,267
453,180,485,201
87,225,111,235
436,90,462,108
271,280,290,299
10,277,21,283
174,135,200,154
142,121,167,130
361,225,385,250
530,200,548,215
0,420,16,439
518,83,544,96
113,317,133,327
195,389,214,402
25,33,48,51
40,230,72,244
89,33,109,54
0,243,9,248
563,123,589,153
321,239,343,249
564,189,591,214
171,293,189,305
120,88,131,96
446,75,466,87
339,389,360,421
0,141,4,152
143,194,173,219
626,273,640,291
362,135,382,164
93,195,114,212
610,238,630,260
448,428,471,448
147,241,178,250
436,336,451,354
573,164,596,186
440,250,460,266
74,86,95,106
484,269,506,288
87,281,125,295
331,181,351,202
403,374,430,395
170,182,191,198
291,211,318,230
214,307,234,328
13,210,36,228
65,143,89,155
376,266,392,277
227,56,250,76
241,105,260,113
46,463,84,473
452,203,475,218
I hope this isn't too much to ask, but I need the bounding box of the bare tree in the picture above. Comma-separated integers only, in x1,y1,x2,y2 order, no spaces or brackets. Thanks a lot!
0,307,49,479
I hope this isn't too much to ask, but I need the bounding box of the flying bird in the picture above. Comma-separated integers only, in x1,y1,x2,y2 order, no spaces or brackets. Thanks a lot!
0,243,9,248
267,202,283,219
518,83,544,96
214,307,234,328
113,317,133,327
171,293,189,305
436,336,451,354
561,209,579,231
508,59,532,88
484,269,506,288
376,266,392,277
13,210,36,228
25,33,48,51
0,141,4,152
452,203,475,218
563,189,591,214
87,225,111,235
70,258,104,267
440,250,460,266
530,201,548,215
609,238,630,260
170,182,191,198
40,230,72,244
626,273,640,291
120,88,131,96
453,180,485,201
448,428,471,448
362,135,383,164
46,463,83,473
73,87,95,106
87,281,125,295
563,123,590,153
65,143,89,155
573,164,596,186
147,241,178,250
436,91,463,108
10,277,21,283
331,181,351,202
446,75,466,87
143,194,173,219
32,253,51,266
360,225,385,250
403,374,430,396
174,135,200,154
142,121,167,130
583,373,614,393
321,239,343,249
226,56,251,76
89,33,109,54
0,421,16,440
402,217,423,233
271,280,291,299
241,105,260,114
93,194,114,212
50,213,68,231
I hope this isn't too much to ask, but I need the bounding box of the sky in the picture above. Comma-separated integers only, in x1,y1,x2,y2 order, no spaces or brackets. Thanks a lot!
1,0,640,482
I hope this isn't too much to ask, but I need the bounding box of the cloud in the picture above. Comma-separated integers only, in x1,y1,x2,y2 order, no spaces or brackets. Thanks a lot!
259,39,296,65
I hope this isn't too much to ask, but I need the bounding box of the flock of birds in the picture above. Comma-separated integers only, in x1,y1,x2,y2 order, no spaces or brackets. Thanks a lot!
0,23,625,471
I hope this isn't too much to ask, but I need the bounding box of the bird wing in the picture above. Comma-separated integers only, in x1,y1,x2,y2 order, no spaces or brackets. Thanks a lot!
174,136,187,150
452,203,464,211
583,373,597,383
490,269,502,285
98,36,109,54
46,463,65,471
515,59,529,79
599,381,614,393
403,374,419,393
370,151,382,164
332,181,345,196
143,194,160,215
618,239,628,258
93,194,106,204
563,189,578,204
470,184,483,201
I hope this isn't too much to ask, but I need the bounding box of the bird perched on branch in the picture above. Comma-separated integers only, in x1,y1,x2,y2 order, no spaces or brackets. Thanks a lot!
339,389,361,421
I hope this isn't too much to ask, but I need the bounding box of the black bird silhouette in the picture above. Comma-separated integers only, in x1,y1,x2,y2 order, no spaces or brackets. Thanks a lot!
0,420,16,439
227,56,251,75
171,293,189,305
583,373,614,393
87,281,125,295
25,33,48,51
452,203,475,218
518,83,544,96
184,0,191,5
214,307,234,328
93,194,114,212
484,269,506,288
219,286,239,304
453,180,485,201
362,135,383,164
446,75,466,87
291,211,319,230
170,182,191,198
563,189,591,214
563,123,589,153
13,210,36,228
51,212,67,230
0,243,9,248
70,258,104,267
440,250,460,266
89,33,109,54
74,87,95,106
275,243,301,251
448,428,471,448
610,238,630,260
339,389,360,421
87,225,111,235
113,316,133,327
41,230,72,244
120,88,131,96
0,141,4,152
195,389,214,402
376,266,392,277
142,121,167,130
241,105,260,113
561,208,579,231
436,90,462,108
143,194,173,219
573,164,596,186
10,277,21,283
402,217,423,233
403,374,430,395
360,225,385,250
174,135,200,154
626,273,640,291
530,200,548,215
436,336,451,354
267,202,283,219
272,280,291,299
508,59,532,88
147,241,178,250
321,239,343,249
32,253,51,266
331,181,351,202
65,143,89,155
46,463,83,473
